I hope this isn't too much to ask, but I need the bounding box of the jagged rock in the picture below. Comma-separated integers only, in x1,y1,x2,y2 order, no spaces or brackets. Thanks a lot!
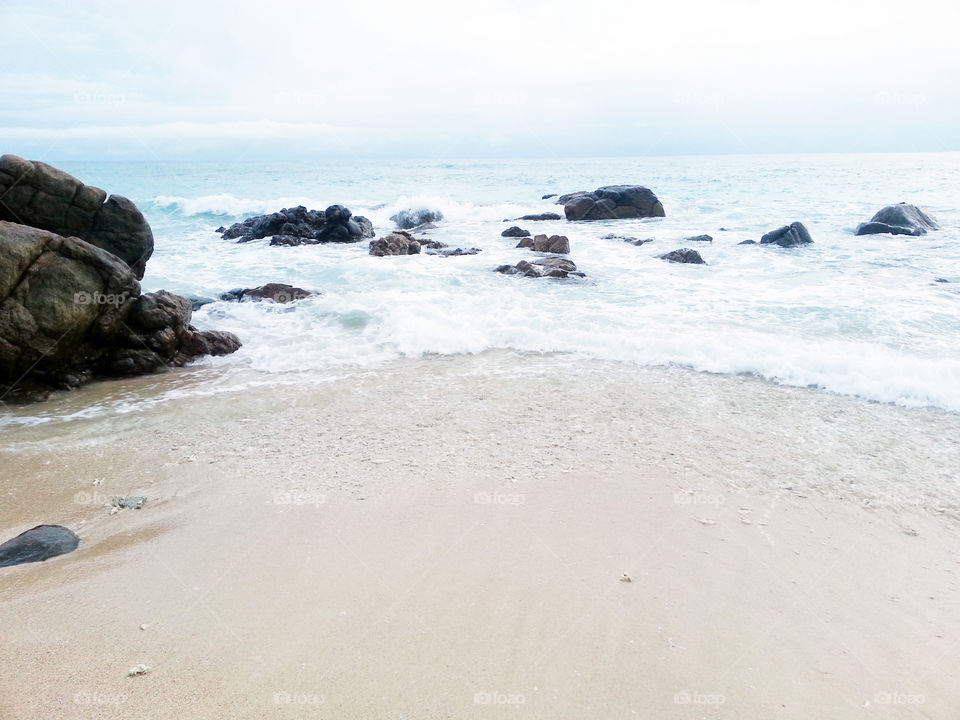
391,208,443,229
0,154,154,278
855,204,939,236
685,234,713,242
541,193,558,199
0,525,80,567
0,222,240,399
516,234,570,254
661,248,706,264
559,185,664,221
501,226,531,238
420,240,448,250
219,205,374,244
220,284,316,303
760,222,813,247
369,231,420,256
495,257,584,278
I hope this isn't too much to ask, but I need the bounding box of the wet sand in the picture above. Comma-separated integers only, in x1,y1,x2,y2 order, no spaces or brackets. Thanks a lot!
1,354,958,719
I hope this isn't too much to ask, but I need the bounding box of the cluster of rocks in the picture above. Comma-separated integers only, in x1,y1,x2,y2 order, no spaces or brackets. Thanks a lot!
0,156,241,401
217,204,374,245
369,231,421,256
558,185,665,221
0,154,154,278
496,258,584,279
516,234,570,254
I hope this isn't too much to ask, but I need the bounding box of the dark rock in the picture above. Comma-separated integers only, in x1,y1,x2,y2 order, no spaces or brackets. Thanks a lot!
760,222,813,247
427,247,482,257
0,222,241,396
188,296,215,311
0,525,79,568
391,208,443,229
602,233,653,246
685,234,713,242
855,203,938,237
420,240,448,250
559,185,665,221
501,226,531,238
515,212,562,221
516,234,570,254
219,205,373,244
0,154,154,279
738,240,757,245
661,248,706,264
220,283,316,303
541,194,558,200
369,231,421,256
495,257,584,279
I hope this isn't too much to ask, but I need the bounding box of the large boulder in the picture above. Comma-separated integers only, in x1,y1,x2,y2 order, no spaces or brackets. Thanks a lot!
0,154,154,279
391,208,443,229
516,234,570,254
0,221,241,400
558,185,665,221
369,231,420,256
760,222,813,247
218,204,374,245
855,203,939,236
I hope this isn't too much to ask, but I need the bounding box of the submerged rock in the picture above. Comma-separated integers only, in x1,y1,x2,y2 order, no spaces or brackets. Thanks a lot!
559,185,665,221
602,233,653,246
0,525,79,568
391,208,443,229
515,212,562,221
516,234,570,254
495,257,584,278
855,203,939,236
0,154,154,279
219,205,374,245
369,231,421,256
541,193,558,200
220,284,316,303
661,248,706,264
427,247,482,257
501,226,531,238
760,221,813,247
685,234,713,242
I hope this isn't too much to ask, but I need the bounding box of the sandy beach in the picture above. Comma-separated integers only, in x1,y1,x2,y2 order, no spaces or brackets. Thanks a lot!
1,354,958,719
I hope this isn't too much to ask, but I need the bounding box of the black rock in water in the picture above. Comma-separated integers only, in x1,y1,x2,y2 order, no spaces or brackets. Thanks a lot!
0,525,80,568
760,222,813,247
501,226,531,238
496,257,584,278
516,212,562,221
559,185,665,221
685,234,713,242
220,284,317,303
391,208,443,229
661,248,706,264
219,205,374,244
855,204,939,236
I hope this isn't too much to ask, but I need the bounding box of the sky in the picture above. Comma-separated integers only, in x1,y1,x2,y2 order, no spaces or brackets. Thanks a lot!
1,0,959,160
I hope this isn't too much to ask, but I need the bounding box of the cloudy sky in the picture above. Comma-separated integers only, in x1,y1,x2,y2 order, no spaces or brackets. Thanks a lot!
1,0,958,160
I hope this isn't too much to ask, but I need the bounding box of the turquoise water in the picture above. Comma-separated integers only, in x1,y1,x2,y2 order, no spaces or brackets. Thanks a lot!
39,152,960,411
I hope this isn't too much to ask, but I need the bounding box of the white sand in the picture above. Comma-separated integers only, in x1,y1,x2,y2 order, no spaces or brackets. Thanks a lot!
1,354,958,719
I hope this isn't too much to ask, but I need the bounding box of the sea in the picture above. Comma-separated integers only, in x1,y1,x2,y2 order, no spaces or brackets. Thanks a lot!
5,152,960,424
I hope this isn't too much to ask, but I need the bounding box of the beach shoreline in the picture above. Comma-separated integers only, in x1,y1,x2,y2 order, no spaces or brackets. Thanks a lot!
2,354,958,719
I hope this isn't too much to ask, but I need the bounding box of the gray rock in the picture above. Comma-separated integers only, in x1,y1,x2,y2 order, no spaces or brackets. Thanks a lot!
495,257,584,279
427,247,482,257
220,284,316,303
391,208,443,229
661,248,706,264
0,154,154,278
0,525,79,567
501,226,531,238
855,204,938,236
760,222,813,247
369,231,421,256
516,234,570,254
559,185,665,221
685,234,713,242
112,496,146,510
